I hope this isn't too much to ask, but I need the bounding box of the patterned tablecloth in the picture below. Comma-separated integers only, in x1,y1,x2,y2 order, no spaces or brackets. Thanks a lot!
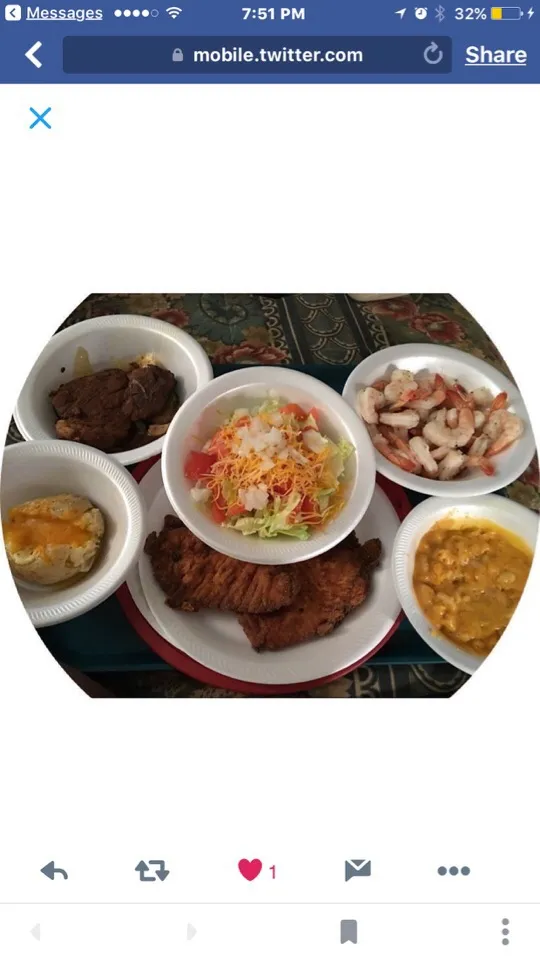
8,294,538,698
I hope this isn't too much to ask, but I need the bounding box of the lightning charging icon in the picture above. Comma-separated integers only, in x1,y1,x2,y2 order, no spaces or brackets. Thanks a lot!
527,6,534,16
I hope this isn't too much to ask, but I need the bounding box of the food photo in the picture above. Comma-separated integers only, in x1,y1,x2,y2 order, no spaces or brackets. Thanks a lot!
2,293,538,698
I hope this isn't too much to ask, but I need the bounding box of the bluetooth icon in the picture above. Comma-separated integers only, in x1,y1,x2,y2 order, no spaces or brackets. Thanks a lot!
435,4,445,20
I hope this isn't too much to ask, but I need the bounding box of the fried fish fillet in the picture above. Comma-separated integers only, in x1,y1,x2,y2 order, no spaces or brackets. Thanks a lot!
144,515,301,614
238,536,382,651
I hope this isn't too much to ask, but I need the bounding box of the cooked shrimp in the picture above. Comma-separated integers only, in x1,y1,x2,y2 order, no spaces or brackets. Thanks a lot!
438,449,467,481
467,454,496,476
393,425,409,442
474,410,486,431
360,365,522,481
446,408,458,429
379,410,420,429
486,412,524,456
446,385,475,410
407,374,446,413
378,424,408,451
371,430,418,472
468,434,489,457
484,409,507,441
471,386,493,408
409,436,438,478
389,385,436,411
422,408,475,450
390,368,415,383
428,408,446,423
356,387,384,424
489,391,508,413
384,378,419,405
431,445,451,462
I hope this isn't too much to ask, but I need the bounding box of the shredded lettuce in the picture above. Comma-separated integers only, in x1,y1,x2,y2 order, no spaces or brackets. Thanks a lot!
337,437,354,461
316,487,335,513
255,399,280,416
221,478,236,505
326,437,354,482
226,491,310,540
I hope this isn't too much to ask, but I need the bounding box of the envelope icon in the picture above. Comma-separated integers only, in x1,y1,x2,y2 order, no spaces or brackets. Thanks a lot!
345,859,371,880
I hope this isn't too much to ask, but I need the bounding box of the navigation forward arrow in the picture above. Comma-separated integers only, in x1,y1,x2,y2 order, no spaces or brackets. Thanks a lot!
25,41,42,68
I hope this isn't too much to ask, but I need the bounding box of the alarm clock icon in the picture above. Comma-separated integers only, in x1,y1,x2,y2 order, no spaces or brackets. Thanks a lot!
415,6,428,17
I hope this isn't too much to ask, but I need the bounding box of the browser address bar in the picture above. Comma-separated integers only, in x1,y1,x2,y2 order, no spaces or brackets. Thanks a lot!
63,36,452,75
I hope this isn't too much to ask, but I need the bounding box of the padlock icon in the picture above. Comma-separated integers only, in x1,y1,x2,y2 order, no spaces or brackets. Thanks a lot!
172,48,183,62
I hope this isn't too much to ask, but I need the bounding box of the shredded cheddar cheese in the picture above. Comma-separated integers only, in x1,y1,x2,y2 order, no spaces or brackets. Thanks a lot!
198,410,345,526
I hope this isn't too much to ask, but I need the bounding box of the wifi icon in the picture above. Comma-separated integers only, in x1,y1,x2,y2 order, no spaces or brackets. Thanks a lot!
166,5,182,16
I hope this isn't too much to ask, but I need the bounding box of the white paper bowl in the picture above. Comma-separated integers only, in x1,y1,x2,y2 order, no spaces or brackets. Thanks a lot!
392,494,538,674
1,440,147,626
14,314,213,466
161,367,376,565
342,343,535,497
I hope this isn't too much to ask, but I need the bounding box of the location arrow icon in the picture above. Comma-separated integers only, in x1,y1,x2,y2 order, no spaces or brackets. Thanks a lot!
25,41,42,68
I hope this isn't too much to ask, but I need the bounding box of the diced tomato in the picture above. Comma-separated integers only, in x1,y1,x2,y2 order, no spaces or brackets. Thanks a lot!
280,403,307,420
184,451,217,481
227,503,246,517
273,483,291,497
211,495,228,525
307,407,322,427
300,496,318,516
234,416,250,428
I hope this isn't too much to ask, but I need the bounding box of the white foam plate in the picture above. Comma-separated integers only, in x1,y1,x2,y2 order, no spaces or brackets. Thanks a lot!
392,494,538,674
1,440,146,626
14,314,213,466
161,366,376,565
136,461,402,685
342,343,535,497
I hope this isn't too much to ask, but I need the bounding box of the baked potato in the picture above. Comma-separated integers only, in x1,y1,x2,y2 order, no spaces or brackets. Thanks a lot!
3,493,105,586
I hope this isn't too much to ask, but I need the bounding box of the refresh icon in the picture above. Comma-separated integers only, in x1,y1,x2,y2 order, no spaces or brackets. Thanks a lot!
424,41,444,64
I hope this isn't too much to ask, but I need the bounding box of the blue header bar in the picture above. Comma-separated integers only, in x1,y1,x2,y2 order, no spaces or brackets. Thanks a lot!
63,35,453,74
1,0,538,82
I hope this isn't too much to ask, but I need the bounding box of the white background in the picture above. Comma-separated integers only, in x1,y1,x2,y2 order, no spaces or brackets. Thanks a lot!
0,84,539,956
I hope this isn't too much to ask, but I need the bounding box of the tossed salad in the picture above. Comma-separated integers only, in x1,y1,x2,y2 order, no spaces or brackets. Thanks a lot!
184,400,353,540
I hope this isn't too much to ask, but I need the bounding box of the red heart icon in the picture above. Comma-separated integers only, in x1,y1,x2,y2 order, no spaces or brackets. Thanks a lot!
238,858,263,881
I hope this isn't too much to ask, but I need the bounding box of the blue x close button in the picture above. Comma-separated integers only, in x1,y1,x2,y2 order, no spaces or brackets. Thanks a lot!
29,107,51,129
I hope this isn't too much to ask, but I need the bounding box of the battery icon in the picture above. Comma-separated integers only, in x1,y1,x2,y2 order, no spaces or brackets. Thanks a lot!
491,6,523,17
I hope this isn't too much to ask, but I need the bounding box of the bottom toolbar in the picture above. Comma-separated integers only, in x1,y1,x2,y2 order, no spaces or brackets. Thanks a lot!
1,904,539,958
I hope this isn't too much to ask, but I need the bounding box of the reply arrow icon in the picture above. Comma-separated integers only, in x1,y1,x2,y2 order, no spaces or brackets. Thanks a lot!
25,41,42,68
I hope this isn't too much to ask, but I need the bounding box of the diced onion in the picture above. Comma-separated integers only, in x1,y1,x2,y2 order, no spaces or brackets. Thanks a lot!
190,486,211,503
239,485,269,511
303,429,328,454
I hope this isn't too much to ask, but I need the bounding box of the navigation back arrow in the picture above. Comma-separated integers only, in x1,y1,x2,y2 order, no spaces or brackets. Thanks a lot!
25,42,43,69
